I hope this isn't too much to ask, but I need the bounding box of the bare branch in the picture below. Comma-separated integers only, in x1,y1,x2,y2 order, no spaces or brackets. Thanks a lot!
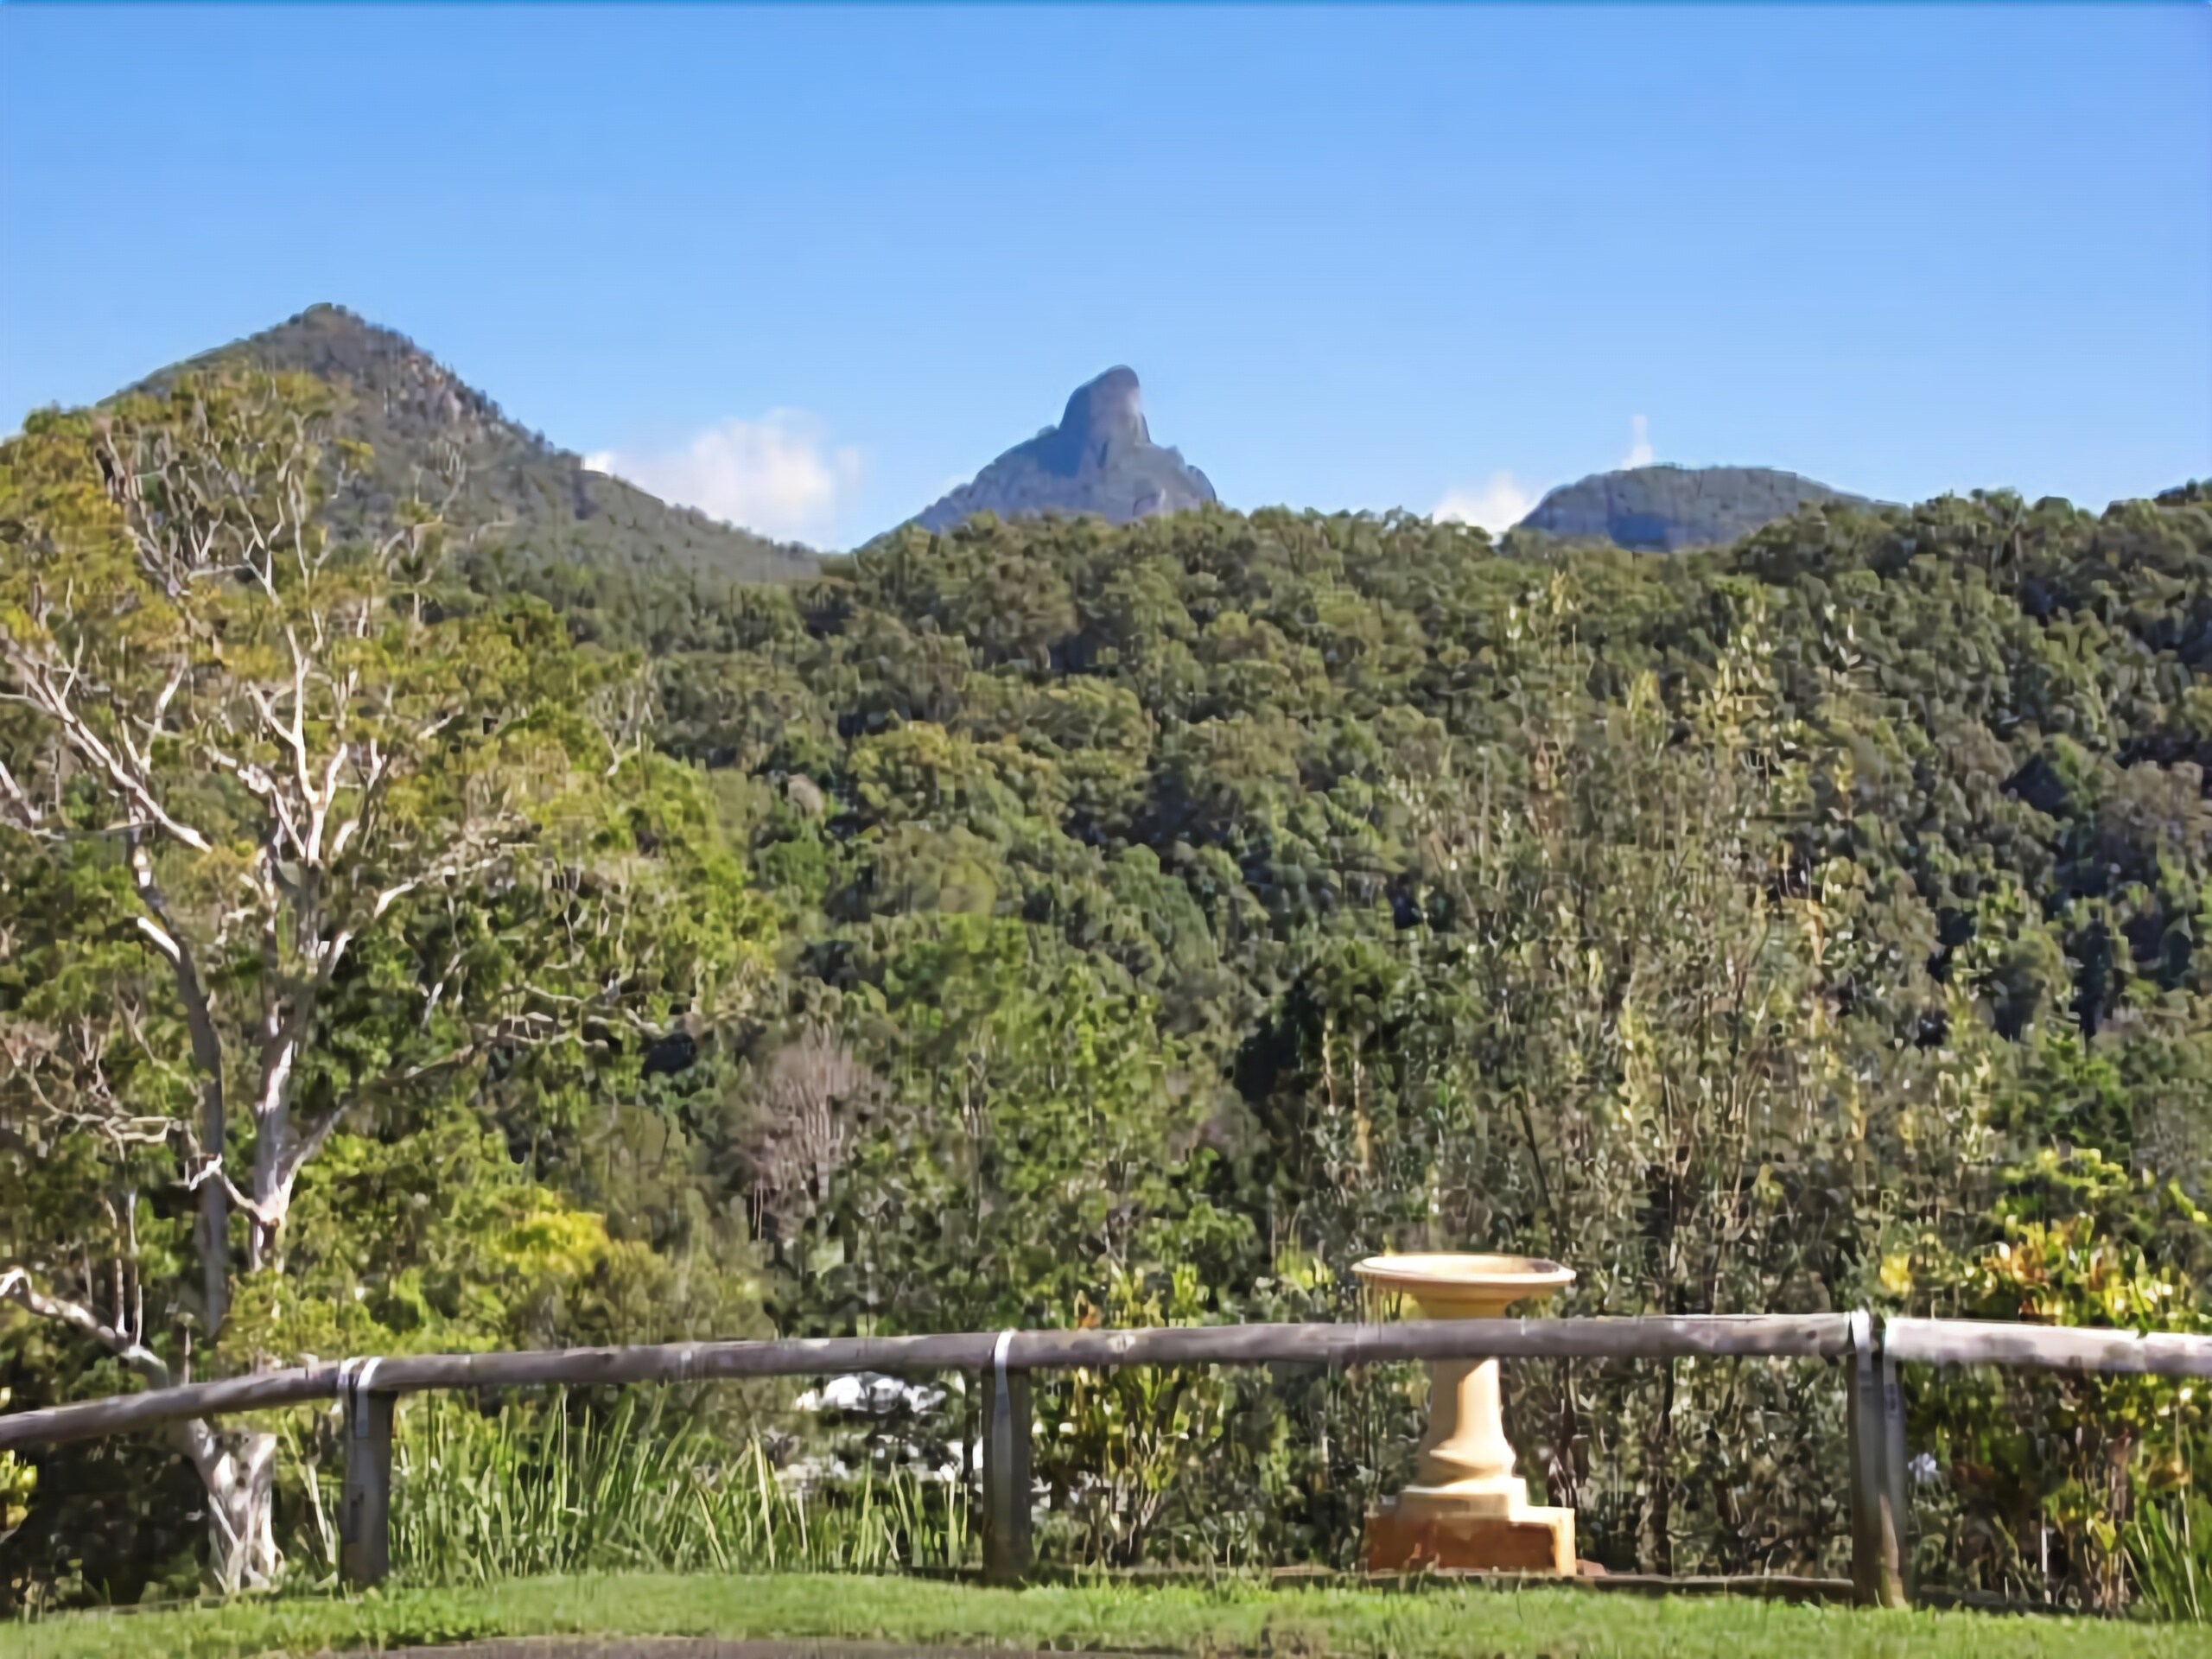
0,757,43,835
0,640,214,852
0,1267,172,1389
180,1155,285,1232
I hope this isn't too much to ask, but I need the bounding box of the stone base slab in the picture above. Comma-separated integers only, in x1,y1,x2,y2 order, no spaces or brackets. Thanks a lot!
1389,1478,1529,1521
1363,1501,1576,1576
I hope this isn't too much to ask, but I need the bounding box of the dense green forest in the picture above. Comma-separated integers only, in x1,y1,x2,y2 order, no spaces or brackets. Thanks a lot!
2,375,2207,1614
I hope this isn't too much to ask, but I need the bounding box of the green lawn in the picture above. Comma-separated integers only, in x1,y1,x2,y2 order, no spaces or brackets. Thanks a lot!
1,1573,2202,1659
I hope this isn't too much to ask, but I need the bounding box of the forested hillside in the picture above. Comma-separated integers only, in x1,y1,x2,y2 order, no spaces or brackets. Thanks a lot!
2,374,2207,1611
1517,463,1873,551
130,305,820,627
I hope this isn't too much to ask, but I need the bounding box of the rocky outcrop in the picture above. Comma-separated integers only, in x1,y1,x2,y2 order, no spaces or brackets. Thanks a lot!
909,367,1217,534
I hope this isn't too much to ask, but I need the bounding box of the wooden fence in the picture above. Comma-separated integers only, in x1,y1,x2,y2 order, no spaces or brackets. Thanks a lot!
3,1313,2207,1609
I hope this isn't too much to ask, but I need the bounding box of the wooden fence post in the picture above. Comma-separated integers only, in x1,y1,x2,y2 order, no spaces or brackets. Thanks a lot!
1881,1339,1912,1602
1847,1312,1906,1607
338,1365,393,1590
982,1332,1032,1586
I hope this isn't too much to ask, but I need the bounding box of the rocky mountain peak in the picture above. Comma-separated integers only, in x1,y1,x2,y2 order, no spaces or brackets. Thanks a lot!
1053,366,1150,474
905,366,1216,537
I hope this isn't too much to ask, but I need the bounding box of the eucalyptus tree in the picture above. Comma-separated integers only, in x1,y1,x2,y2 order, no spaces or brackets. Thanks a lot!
0,376,765,1586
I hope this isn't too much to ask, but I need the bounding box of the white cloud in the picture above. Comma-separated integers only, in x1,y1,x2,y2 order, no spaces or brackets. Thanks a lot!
584,410,862,545
1433,470,1541,535
1623,414,1654,469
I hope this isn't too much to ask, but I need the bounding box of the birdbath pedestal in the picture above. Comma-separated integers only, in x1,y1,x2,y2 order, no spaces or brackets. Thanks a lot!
1354,1253,1577,1576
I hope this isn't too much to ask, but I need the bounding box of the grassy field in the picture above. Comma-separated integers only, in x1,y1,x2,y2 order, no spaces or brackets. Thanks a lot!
1,1573,2202,1659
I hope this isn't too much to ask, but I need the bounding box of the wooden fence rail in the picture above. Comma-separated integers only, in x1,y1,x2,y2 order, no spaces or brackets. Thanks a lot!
3,1312,2208,1610
0,1316,1859,1452
1884,1317,2212,1376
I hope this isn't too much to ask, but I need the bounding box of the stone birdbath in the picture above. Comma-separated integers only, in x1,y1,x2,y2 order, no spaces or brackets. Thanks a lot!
1353,1252,1577,1574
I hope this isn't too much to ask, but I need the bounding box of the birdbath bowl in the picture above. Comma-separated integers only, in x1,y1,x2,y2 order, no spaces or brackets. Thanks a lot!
1354,1252,1578,1576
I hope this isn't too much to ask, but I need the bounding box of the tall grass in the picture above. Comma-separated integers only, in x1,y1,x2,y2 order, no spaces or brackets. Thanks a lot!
295,1384,2207,1624
2127,1492,2208,1624
309,1390,970,1588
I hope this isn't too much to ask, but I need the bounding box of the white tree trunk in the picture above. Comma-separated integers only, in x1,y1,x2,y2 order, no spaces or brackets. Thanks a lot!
176,1418,282,1590
0,1274,283,1589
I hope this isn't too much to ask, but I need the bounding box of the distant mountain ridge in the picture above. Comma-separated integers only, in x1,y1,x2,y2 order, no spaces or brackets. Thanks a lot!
908,366,1217,536
1516,464,1872,552
112,310,1878,575
124,304,818,590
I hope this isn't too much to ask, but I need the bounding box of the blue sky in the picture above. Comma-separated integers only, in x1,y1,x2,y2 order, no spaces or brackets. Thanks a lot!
3,5,2207,550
